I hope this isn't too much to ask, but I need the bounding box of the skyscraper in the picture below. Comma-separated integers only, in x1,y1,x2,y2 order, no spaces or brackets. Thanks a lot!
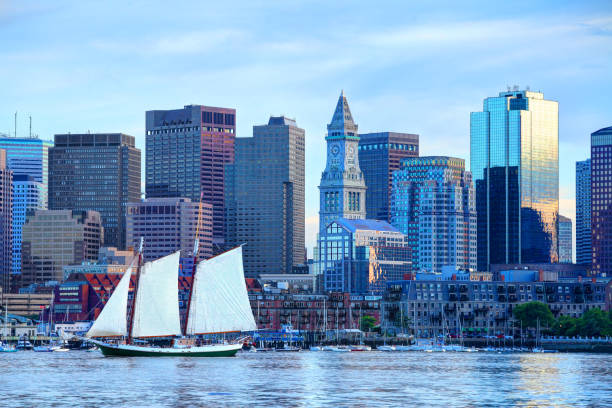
11,175,44,275
591,126,612,274
145,105,236,250
391,156,476,273
0,150,13,291
0,136,53,206
49,133,141,249
0,136,53,279
318,91,366,233
575,159,591,265
558,215,572,263
470,89,559,271
21,210,103,287
225,116,305,277
126,198,213,262
358,132,419,222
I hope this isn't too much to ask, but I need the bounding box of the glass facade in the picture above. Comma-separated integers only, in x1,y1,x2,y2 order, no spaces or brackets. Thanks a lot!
11,175,44,275
575,159,591,265
358,132,419,222
558,215,572,263
591,126,612,274
0,150,12,291
470,90,559,271
391,156,476,273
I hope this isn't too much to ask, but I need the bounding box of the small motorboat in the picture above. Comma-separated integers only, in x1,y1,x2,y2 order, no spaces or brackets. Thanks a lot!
309,346,322,351
377,345,396,352
33,345,54,352
350,345,371,352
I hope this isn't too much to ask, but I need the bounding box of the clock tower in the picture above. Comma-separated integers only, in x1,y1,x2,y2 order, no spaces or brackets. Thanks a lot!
318,91,367,233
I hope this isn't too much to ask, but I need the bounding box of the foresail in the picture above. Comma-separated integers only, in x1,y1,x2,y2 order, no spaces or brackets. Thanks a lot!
86,266,132,338
186,246,257,335
131,251,182,338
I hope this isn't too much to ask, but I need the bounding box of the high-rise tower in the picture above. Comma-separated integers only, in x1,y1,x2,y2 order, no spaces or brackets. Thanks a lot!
318,91,366,233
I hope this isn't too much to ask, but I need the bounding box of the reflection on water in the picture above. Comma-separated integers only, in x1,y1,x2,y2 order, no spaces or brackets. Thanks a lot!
0,352,610,407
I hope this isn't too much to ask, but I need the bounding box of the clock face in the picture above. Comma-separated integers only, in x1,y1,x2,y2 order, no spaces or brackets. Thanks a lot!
331,144,340,156
348,146,355,155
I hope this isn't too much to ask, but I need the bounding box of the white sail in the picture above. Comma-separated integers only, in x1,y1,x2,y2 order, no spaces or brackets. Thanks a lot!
86,266,132,338
131,251,182,338
186,246,257,335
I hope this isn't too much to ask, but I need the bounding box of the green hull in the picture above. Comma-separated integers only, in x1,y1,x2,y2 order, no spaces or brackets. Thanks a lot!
97,343,239,357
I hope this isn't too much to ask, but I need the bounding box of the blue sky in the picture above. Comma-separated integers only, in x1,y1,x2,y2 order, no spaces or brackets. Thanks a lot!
1,0,611,254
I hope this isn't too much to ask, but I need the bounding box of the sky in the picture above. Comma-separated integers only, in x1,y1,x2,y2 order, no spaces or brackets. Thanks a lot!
1,0,611,257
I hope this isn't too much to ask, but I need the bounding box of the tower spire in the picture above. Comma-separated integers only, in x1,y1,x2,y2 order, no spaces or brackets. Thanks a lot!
327,91,358,140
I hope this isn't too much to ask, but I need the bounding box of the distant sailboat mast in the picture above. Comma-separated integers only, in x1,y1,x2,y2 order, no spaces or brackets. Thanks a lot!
127,238,144,345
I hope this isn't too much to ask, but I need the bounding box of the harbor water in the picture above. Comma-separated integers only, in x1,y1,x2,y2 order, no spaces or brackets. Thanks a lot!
1,351,610,407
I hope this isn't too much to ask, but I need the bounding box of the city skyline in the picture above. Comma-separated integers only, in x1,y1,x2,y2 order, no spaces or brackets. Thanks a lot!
1,1,612,254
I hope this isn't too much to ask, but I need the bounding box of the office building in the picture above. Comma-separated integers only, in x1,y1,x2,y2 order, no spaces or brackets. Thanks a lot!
319,218,411,293
558,215,572,263
358,132,419,222
145,105,236,250
225,116,305,277
470,89,559,271
11,175,44,275
0,136,53,207
576,159,591,265
0,150,13,291
126,197,213,262
49,133,141,249
391,156,476,273
21,210,104,287
591,126,612,274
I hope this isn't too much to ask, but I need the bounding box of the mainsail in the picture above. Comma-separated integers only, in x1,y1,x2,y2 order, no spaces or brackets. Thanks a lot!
131,251,182,338
186,246,257,335
86,266,132,338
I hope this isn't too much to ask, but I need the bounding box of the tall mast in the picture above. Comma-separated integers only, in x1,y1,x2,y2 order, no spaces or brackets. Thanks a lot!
183,192,204,336
127,238,144,344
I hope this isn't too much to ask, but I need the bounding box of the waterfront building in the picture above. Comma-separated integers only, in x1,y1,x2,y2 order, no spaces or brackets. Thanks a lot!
225,116,305,277
391,156,476,274
576,159,591,265
558,215,572,264
358,132,419,222
0,287,52,317
145,105,236,250
318,218,411,294
0,150,13,292
318,91,367,232
470,89,559,271
125,197,213,262
20,210,104,287
591,126,612,275
384,276,609,338
49,133,141,249
0,135,53,206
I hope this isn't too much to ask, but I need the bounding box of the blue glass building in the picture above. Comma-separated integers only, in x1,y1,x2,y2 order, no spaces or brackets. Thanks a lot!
591,126,612,275
391,156,476,273
575,159,591,265
0,137,53,279
470,90,559,271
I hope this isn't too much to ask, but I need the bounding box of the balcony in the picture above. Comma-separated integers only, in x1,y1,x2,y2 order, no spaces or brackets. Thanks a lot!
449,294,458,301
497,285,505,293
498,295,506,302
459,285,468,293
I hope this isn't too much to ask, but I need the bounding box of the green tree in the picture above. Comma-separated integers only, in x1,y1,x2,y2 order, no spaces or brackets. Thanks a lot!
513,301,554,330
553,315,578,336
360,315,377,332
575,308,612,337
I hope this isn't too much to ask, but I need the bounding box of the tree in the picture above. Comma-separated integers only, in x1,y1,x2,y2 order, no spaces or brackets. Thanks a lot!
575,308,612,337
553,315,578,337
513,301,554,330
360,315,377,332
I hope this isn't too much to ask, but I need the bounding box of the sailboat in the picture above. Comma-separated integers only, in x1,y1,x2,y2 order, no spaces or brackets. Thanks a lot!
85,243,257,357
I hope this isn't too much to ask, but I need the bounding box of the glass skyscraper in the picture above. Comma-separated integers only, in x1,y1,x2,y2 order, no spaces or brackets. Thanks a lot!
0,136,53,281
591,126,612,274
575,159,591,265
470,90,559,271
358,132,419,222
0,150,13,292
391,156,476,273
558,215,572,263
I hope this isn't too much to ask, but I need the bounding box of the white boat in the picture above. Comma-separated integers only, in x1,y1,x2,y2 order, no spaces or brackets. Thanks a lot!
309,346,322,351
350,345,371,351
378,345,396,352
86,245,257,357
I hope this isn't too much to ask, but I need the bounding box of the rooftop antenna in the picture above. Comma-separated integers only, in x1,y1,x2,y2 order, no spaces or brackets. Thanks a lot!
507,85,511,92
29,115,32,138
526,85,530,91
14,111,17,138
